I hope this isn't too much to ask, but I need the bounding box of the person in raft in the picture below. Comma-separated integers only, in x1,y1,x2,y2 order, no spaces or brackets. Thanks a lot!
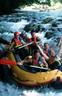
10,32,29,61
9,31,39,66
26,31,47,67
37,43,57,69
25,30,49,67
25,30,40,54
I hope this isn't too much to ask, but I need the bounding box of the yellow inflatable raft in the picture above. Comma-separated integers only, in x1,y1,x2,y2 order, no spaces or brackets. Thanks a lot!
7,51,62,86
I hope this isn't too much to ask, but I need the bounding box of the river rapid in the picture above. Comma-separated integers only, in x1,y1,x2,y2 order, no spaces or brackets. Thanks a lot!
0,8,62,96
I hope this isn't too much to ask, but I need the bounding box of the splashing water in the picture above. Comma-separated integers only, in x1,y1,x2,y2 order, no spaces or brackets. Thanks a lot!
22,90,41,96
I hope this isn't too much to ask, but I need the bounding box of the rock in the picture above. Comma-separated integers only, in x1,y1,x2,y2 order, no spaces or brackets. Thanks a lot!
42,17,53,24
24,23,41,32
24,24,31,32
45,31,53,39
51,21,58,27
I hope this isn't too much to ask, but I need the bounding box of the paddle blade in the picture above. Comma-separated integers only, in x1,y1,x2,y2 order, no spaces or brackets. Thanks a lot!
0,59,16,65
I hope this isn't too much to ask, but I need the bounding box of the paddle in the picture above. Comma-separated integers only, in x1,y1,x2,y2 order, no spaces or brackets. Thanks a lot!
0,37,10,45
11,41,40,52
30,65,49,71
0,58,16,65
36,44,49,60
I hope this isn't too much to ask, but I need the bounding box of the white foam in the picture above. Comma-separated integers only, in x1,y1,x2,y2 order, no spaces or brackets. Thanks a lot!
0,19,30,32
22,90,41,96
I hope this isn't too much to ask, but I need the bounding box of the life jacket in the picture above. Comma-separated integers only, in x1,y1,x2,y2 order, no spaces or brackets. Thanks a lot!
13,38,22,46
33,52,38,65
33,59,38,65
32,34,37,43
27,38,32,42
27,33,38,43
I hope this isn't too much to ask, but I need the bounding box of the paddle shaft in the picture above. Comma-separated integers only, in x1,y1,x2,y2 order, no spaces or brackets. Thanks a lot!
30,65,49,70
37,44,49,60
13,41,40,50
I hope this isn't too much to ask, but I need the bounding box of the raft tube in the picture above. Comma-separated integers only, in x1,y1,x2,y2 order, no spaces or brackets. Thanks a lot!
7,51,62,87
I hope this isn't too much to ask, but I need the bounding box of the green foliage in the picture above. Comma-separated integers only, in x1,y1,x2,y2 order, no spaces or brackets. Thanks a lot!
0,0,39,11
50,0,62,4
38,0,51,6
47,0,51,6
0,0,62,12
0,0,20,11
17,0,39,5
59,0,62,3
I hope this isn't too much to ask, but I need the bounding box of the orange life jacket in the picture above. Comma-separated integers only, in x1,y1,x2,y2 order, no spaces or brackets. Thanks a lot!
33,59,38,65
14,38,22,46
32,35,37,43
27,35,38,43
27,38,32,42
33,52,38,65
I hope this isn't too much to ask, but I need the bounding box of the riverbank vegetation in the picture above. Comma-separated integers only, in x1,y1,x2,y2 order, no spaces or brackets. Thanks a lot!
0,0,62,14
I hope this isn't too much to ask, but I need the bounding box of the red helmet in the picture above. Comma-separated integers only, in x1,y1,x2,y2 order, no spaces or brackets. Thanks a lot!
14,32,20,36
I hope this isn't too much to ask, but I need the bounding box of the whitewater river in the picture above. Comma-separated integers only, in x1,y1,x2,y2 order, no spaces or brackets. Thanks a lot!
0,8,62,96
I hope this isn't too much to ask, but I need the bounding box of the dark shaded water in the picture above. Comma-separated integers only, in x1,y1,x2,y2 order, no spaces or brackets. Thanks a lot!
0,8,62,96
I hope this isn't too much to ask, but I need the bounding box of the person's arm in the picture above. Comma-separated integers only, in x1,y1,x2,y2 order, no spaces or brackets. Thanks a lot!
50,48,55,57
9,42,15,50
41,57,48,68
36,44,49,60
